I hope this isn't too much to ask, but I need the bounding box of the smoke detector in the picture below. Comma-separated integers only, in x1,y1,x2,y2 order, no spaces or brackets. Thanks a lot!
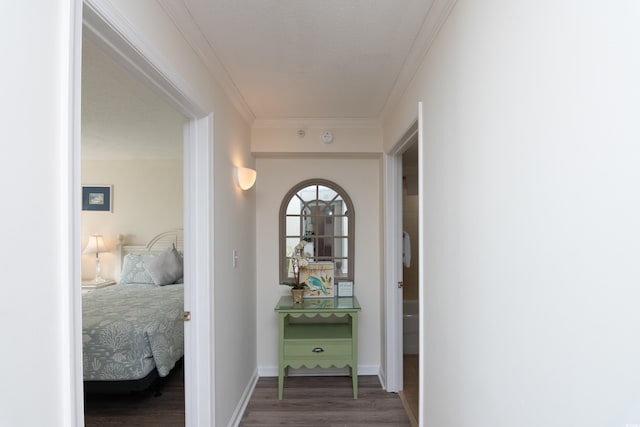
321,130,334,144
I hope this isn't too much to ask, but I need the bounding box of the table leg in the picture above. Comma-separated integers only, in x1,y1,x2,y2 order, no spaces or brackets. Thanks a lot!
352,365,358,399
278,364,285,400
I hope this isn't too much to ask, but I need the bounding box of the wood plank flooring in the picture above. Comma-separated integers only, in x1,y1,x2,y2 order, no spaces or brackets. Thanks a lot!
240,376,411,426
400,355,419,427
84,365,411,426
84,362,185,426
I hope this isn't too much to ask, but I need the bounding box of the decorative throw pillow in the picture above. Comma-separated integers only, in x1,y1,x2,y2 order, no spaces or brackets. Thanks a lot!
119,253,155,284
143,244,184,286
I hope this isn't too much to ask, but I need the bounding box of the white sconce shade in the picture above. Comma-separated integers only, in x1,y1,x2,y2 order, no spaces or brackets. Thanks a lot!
235,167,257,190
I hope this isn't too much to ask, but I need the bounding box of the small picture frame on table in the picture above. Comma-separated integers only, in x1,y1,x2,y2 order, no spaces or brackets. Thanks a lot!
301,262,335,298
82,185,112,212
337,280,354,298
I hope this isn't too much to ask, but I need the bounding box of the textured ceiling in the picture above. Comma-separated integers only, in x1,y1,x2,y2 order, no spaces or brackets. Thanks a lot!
164,0,440,122
82,1,452,159
81,37,186,160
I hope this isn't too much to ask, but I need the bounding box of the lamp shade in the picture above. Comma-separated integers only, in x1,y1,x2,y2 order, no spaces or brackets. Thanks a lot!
83,234,107,255
234,167,257,190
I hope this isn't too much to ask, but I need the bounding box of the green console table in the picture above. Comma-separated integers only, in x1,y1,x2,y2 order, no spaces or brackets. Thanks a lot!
274,296,361,400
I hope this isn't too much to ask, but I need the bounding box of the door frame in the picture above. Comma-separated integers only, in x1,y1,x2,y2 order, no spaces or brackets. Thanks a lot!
72,2,215,425
383,119,419,393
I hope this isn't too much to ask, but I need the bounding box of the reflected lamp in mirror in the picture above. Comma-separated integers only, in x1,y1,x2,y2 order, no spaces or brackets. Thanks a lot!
83,234,108,284
234,167,257,190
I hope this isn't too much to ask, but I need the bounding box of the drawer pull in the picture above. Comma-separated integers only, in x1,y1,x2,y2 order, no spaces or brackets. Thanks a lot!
312,347,325,353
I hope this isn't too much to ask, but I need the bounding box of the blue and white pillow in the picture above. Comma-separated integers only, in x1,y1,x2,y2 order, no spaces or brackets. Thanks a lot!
119,253,155,284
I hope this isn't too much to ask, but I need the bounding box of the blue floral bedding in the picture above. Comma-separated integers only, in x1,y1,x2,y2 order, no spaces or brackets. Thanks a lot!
82,283,184,381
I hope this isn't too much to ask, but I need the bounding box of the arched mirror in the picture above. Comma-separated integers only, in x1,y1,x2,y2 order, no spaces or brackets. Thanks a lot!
279,179,355,284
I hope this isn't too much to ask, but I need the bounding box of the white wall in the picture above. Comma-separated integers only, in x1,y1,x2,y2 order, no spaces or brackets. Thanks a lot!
0,1,77,426
104,2,257,424
385,1,640,426
81,159,183,280
252,126,382,154
255,157,382,375
0,1,255,425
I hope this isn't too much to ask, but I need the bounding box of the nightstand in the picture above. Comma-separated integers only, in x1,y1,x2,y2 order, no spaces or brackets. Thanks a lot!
82,279,116,294
274,296,361,400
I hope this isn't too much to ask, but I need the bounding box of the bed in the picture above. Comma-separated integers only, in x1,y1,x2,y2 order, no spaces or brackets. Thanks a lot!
82,229,185,393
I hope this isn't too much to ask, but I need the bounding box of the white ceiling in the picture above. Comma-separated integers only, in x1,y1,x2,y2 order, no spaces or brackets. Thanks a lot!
81,36,186,160
161,0,447,123
81,1,451,159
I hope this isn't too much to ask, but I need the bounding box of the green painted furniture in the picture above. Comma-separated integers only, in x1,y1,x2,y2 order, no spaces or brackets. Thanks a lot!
274,296,361,400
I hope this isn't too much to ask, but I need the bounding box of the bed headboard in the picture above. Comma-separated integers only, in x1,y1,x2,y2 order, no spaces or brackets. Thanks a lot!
115,229,184,282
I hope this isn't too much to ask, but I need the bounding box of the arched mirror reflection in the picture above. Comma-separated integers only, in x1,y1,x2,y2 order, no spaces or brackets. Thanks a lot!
279,179,354,283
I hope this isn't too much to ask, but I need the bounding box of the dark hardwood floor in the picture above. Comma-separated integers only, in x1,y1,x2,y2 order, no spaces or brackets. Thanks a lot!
240,375,411,426
84,362,185,427
85,366,411,426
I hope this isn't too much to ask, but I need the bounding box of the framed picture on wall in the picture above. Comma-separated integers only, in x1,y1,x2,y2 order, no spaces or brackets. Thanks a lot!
82,185,112,212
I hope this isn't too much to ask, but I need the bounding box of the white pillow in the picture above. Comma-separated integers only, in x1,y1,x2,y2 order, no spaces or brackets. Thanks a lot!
143,244,183,286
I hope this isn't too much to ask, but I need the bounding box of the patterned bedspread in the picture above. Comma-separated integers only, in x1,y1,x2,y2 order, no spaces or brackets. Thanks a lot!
82,283,184,381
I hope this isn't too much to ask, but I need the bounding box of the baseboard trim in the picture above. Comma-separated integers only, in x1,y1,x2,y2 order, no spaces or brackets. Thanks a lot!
227,368,259,427
399,391,419,427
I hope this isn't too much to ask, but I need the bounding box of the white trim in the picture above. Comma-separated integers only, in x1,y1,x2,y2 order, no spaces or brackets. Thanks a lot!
383,120,419,394
417,101,425,427
379,0,457,122
77,2,216,426
251,117,381,129
382,153,403,393
158,0,255,124
183,115,215,426
83,0,207,119
66,1,84,426
253,152,382,160
227,369,259,427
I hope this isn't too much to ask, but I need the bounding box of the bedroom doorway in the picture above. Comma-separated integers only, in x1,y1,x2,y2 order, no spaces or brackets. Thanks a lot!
80,31,187,424
76,3,215,426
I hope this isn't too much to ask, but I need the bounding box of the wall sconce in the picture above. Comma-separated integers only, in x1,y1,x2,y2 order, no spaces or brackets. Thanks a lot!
234,167,257,190
83,234,108,284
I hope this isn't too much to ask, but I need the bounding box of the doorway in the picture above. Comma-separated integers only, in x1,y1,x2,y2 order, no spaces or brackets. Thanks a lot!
80,32,187,424
400,137,419,424
383,117,420,426
74,2,215,425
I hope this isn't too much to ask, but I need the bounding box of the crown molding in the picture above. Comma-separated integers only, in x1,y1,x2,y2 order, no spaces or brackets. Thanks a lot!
252,117,381,129
158,0,457,127
379,0,458,123
253,152,383,160
158,0,255,125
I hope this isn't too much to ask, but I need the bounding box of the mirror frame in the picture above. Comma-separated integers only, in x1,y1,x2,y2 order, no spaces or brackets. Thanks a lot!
279,178,355,284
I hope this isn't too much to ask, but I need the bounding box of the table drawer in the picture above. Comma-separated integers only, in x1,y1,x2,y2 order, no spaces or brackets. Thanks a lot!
284,340,352,359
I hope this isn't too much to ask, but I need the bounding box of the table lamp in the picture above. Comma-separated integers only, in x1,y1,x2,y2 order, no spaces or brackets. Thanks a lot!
83,234,107,284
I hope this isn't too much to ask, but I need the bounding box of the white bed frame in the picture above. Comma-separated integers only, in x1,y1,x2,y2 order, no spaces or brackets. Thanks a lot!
115,229,184,282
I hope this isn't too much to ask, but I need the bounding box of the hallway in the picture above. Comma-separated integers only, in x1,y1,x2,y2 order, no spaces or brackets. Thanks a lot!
240,376,411,426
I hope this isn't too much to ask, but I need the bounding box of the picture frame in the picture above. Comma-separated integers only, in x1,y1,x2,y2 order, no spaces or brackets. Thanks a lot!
301,262,335,298
82,185,112,212
337,280,354,297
